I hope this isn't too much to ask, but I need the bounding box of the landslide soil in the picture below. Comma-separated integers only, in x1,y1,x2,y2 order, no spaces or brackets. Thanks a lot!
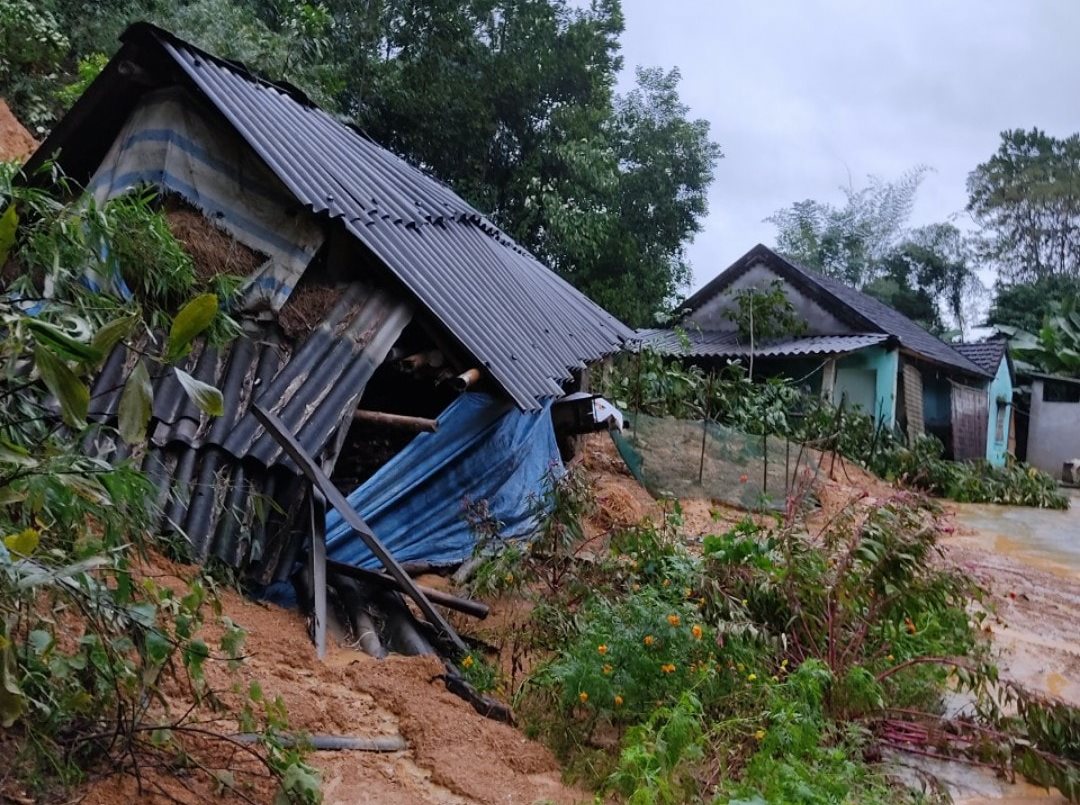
80,551,586,805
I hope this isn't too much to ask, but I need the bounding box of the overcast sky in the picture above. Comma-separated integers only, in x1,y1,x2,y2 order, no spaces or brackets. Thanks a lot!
616,0,1080,292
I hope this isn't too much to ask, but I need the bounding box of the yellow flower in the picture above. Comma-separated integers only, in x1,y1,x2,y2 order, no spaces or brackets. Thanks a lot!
887,654,895,662
691,624,703,640
737,662,745,672
747,673,757,682
597,644,608,655
667,614,681,627
579,691,589,703
614,694,624,707
644,635,655,647
602,664,613,675
461,655,474,669
504,573,514,584
741,598,749,606
754,729,766,741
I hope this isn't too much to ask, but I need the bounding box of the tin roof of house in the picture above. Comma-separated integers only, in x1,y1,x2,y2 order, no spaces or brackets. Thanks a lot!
682,244,989,378
29,23,633,411
637,329,891,359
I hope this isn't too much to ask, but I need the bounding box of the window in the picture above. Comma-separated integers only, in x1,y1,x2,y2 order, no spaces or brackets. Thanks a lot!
1043,380,1080,403
995,399,1007,442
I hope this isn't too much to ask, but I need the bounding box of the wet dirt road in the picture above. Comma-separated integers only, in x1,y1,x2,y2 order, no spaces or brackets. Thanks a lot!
937,493,1080,804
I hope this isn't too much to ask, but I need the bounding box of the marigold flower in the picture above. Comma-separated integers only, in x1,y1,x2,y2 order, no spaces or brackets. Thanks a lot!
643,635,655,647
602,664,613,675
661,663,676,674
597,644,608,655
614,694,624,707
461,655,474,669
691,624,703,640
578,691,589,703
667,614,681,627
754,729,766,741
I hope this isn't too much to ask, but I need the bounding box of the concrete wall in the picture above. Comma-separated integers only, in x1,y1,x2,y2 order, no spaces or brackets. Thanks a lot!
831,346,899,427
1027,378,1080,476
985,358,1012,467
689,262,853,334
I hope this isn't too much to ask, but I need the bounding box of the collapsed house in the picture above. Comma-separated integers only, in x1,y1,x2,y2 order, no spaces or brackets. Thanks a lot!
641,244,1009,464
26,24,631,664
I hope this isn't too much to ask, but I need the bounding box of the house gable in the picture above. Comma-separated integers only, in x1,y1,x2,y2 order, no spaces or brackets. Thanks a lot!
687,259,856,335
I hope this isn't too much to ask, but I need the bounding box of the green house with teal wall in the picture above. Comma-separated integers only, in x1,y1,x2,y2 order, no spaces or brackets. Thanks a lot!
642,245,1009,466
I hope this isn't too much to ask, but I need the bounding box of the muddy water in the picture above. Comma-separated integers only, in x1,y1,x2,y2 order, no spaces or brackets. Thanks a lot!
953,495,1080,580
931,497,1080,804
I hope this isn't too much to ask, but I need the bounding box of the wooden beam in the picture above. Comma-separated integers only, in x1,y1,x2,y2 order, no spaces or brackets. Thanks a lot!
251,403,468,655
327,558,489,620
353,409,438,432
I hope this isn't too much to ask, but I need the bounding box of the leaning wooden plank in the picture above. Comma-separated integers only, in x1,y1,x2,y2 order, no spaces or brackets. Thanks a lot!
327,558,490,620
251,403,468,655
308,490,328,659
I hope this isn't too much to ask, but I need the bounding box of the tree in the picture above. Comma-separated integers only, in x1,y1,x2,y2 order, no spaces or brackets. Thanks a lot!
768,174,983,336
766,168,927,288
988,274,1080,333
30,0,719,327
967,128,1080,283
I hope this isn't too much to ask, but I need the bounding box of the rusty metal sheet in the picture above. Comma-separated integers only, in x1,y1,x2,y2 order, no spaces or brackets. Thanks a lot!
950,381,988,461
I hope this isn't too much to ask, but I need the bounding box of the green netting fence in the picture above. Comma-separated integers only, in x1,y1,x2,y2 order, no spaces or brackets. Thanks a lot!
611,413,825,511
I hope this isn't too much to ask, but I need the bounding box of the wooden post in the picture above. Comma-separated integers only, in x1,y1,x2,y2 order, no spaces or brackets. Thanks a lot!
309,489,327,660
251,403,468,655
821,358,837,404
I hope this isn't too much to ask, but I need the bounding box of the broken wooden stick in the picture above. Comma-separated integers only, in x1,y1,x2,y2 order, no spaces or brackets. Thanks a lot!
353,409,438,432
328,558,489,620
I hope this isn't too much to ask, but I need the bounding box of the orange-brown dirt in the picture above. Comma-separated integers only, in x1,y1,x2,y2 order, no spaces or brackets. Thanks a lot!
0,99,36,162
76,552,586,805
70,432,1077,804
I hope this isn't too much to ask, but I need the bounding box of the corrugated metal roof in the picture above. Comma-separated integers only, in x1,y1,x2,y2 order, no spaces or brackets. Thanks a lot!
681,245,990,378
86,24,629,410
85,282,411,575
637,329,889,359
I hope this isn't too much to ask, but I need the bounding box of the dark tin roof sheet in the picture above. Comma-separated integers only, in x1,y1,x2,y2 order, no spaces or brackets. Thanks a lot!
638,329,890,359
32,23,631,411
681,244,990,378
85,283,410,574
954,340,1008,375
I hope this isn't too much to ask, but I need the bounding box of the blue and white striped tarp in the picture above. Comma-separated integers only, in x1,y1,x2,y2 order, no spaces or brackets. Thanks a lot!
88,87,324,312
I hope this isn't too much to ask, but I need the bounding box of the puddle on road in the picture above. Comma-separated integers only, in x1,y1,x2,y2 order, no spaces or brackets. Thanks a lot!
952,496,1080,580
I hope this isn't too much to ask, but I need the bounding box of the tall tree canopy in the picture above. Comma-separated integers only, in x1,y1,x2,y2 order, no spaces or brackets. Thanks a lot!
967,128,1080,284
10,0,721,326
767,172,983,337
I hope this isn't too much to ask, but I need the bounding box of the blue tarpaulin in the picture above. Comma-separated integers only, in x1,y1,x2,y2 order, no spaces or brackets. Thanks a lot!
325,392,563,569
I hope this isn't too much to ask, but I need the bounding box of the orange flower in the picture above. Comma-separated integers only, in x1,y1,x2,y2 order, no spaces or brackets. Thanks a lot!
602,663,613,675
691,624,703,640
461,655,474,669
667,614,681,627
739,474,749,484
904,617,916,635
614,694,624,707
643,635,655,647
597,644,608,655
661,663,676,674
578,691,589,703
